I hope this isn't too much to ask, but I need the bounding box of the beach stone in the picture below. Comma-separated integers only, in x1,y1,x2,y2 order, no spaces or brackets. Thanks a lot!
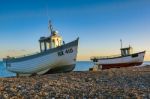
0,86,4,91
3,92,9,99
34,94,40,99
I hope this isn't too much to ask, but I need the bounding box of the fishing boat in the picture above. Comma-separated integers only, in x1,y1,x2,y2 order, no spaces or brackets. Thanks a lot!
91,41,145,70
3,21,79,76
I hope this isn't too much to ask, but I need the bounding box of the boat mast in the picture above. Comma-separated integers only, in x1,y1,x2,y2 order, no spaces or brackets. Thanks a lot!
120,39,122,49
48,20,53,35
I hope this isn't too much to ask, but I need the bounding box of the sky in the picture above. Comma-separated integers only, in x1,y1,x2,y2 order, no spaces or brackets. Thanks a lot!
0,0,150,61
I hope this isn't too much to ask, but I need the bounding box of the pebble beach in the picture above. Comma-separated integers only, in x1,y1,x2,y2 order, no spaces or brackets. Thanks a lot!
0,66,150,99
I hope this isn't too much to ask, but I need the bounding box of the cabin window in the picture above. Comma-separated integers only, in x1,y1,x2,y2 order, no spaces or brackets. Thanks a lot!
52,39,55,42
132,54,138,57
121,50,126,56
121,50,130,56
46,43,50,49
41,42,45,52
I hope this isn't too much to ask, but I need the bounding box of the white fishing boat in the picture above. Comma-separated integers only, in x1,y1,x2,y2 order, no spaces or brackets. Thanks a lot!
91,41,145,70
3,21,79,76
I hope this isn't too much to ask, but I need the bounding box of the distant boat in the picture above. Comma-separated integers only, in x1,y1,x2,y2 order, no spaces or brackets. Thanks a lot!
3,20,79,76
90,42,145,70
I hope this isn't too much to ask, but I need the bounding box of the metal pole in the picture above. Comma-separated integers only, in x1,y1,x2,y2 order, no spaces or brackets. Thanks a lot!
48,20,53,35
120,39,122,49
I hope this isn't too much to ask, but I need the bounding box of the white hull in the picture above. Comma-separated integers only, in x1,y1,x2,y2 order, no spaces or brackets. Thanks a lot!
4,38,79,76
91,51,145,69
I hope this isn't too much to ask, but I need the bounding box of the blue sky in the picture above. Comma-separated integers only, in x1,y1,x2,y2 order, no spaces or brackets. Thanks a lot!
0,0,150,60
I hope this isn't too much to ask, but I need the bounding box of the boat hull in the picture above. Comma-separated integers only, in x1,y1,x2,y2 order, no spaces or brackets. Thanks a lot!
92,51,145,69
4,38,79,76
101,62,143,69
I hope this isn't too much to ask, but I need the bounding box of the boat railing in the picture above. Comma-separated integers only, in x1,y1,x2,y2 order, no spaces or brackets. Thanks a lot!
5,52,40,60
17,52,40,58
91,54,121,60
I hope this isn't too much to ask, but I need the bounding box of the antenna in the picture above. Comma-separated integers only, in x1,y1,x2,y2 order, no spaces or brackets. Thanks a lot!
48,20,53,35
120,39,122,49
